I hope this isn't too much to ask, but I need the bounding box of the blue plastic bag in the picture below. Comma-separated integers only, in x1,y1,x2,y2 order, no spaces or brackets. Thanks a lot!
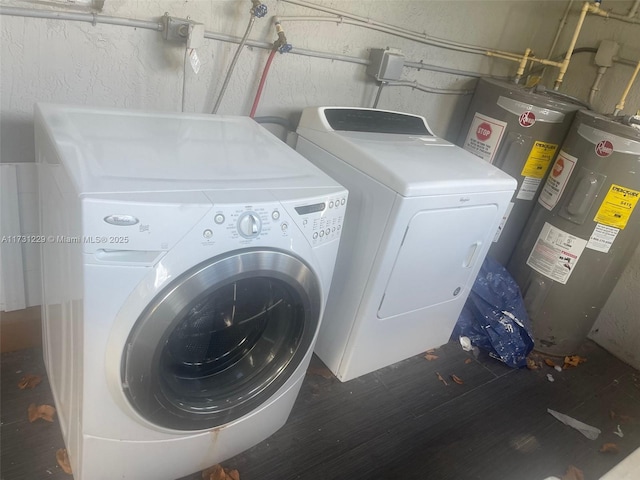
453,256,534,368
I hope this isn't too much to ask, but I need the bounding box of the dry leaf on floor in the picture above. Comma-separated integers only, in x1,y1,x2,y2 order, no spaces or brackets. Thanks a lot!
27,403,56,423
435,372,448,386
424,353,439,361
561,465,584,480
464,358,473,364
451,374,464,385
526,358,539,370
544,358,556,367
201,464,240,480
18,374,42,390
563,355,587,368
56,448,72,474
306,366,333,379
599,443,619,454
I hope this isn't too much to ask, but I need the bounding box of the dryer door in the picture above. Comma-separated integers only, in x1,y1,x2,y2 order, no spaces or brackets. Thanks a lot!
121,249,321,431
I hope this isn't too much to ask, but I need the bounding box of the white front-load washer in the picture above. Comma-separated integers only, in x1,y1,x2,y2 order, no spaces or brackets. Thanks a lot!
35,104,347,480
296,107,517,382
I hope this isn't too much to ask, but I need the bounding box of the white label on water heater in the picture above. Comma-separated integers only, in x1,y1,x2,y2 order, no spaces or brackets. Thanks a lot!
516,177,542,201
526,222,587,285
462,113,507,164
538,150,577,211
586,224,620,253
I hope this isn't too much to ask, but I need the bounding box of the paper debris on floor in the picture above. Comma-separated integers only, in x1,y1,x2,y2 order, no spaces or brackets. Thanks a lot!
27,403,56,423
424,352,439,361
450,374,464,385
18,374,42,390
201,464,240,480
547,409,601,440
56,448,72,474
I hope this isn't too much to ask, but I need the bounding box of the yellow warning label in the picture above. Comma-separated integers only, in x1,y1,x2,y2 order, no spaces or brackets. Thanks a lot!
593,184,640,229
520,141,558,178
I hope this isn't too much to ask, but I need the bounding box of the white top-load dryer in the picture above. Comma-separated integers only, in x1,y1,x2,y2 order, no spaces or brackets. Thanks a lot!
296,107,516,382
36,104,347,479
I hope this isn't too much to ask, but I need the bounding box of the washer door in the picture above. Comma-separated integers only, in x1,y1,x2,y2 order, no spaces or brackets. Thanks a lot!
122,249,321,431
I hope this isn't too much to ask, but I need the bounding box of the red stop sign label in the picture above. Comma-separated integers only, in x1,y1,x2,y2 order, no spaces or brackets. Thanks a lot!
476,122,492,141
519,111,536,127
595,140,614,157
552,157,564,177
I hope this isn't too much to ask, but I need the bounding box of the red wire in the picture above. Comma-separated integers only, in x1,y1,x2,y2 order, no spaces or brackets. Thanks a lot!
250,49,277,118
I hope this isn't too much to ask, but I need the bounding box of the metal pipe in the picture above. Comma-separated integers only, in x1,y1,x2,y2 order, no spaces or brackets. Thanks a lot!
275,15,496,56
547,0,575,59
212,14,257,114
372,82,386,108
554,1,590,90
0,5,163,30
280,0,501,55
383,80,475,96
589,66,607,105
614,61,640,115
588,1,640,24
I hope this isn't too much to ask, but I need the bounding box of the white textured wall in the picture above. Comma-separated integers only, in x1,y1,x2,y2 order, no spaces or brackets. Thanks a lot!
0,0,639,366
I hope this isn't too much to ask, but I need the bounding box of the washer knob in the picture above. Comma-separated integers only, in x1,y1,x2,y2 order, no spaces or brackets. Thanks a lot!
237,212,262,238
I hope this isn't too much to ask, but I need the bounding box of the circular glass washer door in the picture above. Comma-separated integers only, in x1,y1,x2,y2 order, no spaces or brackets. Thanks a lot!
121,248,321,431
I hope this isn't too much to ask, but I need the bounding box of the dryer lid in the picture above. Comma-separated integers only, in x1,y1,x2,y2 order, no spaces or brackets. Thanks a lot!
35,104,339,195
297,107,516,197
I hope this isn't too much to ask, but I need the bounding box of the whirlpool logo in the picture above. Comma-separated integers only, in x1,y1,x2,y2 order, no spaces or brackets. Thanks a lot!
103,214,139,226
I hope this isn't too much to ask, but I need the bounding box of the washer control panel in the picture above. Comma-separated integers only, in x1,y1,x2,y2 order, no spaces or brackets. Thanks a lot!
290,194,347,246
193,193,347,247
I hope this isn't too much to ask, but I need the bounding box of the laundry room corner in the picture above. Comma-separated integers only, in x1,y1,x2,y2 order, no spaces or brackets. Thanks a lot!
2,1,640,479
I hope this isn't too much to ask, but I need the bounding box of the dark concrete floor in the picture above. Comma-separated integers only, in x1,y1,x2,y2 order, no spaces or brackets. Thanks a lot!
2,340,639,480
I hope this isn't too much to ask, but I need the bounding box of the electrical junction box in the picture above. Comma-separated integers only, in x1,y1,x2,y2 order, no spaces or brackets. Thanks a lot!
366,48,405,81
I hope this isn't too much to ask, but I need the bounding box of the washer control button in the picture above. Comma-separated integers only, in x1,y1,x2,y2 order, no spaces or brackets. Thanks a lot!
313,232,318,239
203,229,213,239
319,230,325,237
281,222,288,231
341,198,346,205
272,210,280,220
237,212,262,238
325,228,331,235
214,214,225,224
329,201,334,208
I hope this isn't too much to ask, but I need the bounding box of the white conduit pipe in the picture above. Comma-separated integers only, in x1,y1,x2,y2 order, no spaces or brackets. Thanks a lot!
275,15,496,56
0,5,488,96
589,1,640,24
280,0,514,56
0,5,163,30
383,80,475,96
547,0,575,59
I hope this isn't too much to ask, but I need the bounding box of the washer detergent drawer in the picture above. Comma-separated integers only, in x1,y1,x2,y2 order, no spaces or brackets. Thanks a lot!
377,204,498,319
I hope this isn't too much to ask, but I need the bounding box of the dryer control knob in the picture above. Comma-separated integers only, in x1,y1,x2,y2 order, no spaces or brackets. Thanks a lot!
237,212,262,238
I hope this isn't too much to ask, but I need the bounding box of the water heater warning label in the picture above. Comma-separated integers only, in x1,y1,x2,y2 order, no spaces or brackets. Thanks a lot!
463,113,507,164
587,224,620,253
526,222,587,285
538,150,577,211
517,141,559,201
593,184,640,229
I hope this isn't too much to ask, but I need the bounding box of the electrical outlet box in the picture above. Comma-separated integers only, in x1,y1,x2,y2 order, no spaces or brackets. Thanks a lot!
162,16,204,47
595,40,619,67
366,48,405,81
